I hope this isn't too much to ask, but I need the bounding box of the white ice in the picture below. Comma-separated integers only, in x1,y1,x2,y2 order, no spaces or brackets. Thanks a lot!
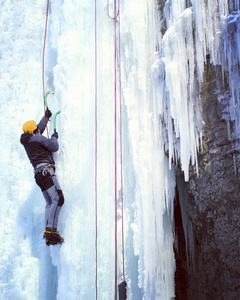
0,1,175,299
152,0,238,181
0,0,238,299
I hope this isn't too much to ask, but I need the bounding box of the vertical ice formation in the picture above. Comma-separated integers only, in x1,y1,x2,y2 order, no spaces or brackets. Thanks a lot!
151,0,239,290
152,0,239,181
121,1,176,299
221,9,240,144
0,0,176,299
1,0,238,299
0,1,46,299
49,0,178,298
153,6,202,182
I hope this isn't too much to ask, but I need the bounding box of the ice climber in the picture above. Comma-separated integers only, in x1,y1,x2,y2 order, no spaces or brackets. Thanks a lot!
20,108,64,246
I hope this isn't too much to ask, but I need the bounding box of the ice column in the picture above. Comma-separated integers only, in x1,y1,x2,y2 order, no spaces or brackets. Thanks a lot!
152,0,236,181
122,1,176,299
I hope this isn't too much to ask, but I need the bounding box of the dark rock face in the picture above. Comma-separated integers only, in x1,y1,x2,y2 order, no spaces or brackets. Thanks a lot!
174,185,188,300
185,59,240,299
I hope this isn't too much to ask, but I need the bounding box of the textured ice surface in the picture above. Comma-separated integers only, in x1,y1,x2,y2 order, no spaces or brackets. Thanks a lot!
0,0,238,299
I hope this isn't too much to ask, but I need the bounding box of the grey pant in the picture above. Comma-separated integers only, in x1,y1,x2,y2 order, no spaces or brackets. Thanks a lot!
35,166,64,229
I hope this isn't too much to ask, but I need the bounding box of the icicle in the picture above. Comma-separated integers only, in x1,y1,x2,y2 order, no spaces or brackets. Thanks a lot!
221,9,240,142
153,7,204,181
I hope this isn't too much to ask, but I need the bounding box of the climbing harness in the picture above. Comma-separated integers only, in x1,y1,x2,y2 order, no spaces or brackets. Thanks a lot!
34,163,55,175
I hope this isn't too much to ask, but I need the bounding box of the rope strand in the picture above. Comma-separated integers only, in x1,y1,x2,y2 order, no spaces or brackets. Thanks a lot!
42,0,50,138
112,0,125,297
118,0,125,285
114,0,118,297
108,0,125,298
107,0,119,19
95,0,98,299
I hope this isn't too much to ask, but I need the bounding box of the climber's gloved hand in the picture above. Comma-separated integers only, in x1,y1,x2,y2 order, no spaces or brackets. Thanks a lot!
45,108,52,119
52,131,58,139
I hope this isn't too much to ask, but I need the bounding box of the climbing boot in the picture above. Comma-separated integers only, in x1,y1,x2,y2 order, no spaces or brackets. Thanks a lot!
43,227,64,246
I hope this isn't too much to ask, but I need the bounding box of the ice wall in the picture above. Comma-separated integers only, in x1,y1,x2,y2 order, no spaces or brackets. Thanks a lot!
0,1,176,299
0,1,48,299
2,0,237,299
153,0,239,181
152,0,239,287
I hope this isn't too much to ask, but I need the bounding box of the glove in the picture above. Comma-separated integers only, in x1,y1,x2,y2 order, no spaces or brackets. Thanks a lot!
52,131,58,139
45,108,52,119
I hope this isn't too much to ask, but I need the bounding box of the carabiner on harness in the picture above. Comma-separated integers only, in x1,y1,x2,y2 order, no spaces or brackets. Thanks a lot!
42,167,49,176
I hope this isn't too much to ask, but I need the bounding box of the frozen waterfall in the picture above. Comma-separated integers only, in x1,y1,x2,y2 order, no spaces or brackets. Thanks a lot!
0,0,239,299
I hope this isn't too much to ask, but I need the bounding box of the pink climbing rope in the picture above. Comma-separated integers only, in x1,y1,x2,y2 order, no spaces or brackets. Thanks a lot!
96,1,125,298
118,0,125,284
107,0,119,19
108,0,125,298
95,0,98,299
114,3,118,296
42,0,50,138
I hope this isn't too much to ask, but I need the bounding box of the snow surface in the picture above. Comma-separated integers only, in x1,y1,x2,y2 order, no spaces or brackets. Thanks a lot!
0,0,238,299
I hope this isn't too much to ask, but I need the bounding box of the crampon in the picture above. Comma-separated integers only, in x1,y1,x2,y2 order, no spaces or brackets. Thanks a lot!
43,227,64,246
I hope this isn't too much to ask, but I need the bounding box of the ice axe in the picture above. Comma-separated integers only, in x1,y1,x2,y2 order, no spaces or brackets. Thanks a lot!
54,111,61,133
44,90,54,108
44,91,60,132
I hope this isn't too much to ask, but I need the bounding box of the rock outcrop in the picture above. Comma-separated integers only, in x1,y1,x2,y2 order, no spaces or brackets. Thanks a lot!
177,57,240,299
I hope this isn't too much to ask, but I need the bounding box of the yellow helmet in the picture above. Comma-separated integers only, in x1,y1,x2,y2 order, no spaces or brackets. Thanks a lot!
22,120,38,134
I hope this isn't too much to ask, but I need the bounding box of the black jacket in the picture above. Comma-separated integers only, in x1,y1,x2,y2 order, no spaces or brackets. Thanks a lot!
20,116,59,168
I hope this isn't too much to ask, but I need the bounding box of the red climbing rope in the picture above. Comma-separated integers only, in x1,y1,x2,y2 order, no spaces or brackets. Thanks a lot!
107,0,119,19
42,0,50,138
107,0,125,298
114,0,118,298
95,0,98,299
95,1,125,298
118,0,125,284
117,0,126,295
